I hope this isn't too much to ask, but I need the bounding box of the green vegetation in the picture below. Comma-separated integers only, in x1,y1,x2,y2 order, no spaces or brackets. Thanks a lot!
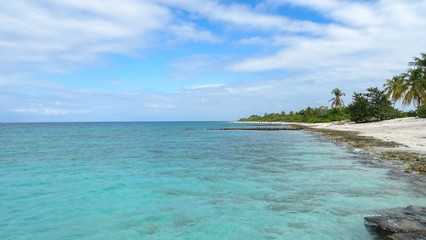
240,88,349,123
383,75,406,106
239,107,349,123
347,87,400,123
384,53,426,115
417,105,426,118
239,52,425,122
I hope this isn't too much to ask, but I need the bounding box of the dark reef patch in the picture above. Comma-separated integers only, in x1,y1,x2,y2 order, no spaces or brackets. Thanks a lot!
287,123,425,174
365,206,426,240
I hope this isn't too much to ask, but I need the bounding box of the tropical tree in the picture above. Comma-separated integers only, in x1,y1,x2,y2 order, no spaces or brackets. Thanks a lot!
329,88,346,108
365,87,397,120
409,52,426,72
383,74,407,105
403,67,426,107
401,53,426,107
347,92,371,122
347,87,397,122
384,53,426,107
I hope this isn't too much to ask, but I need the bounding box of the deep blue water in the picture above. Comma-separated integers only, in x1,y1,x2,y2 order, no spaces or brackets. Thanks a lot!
0,122,424,239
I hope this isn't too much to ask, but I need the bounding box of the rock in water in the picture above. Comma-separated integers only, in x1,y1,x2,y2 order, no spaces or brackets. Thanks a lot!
386,232,426,240
365,215,425,233
365,206,426,240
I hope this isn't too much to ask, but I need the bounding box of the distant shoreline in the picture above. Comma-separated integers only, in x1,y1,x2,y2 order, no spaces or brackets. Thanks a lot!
238,117,426,174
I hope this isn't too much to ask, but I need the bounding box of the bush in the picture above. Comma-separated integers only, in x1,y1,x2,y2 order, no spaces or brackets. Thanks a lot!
347,87,398,123
406,110,417,117
366,87,396,120
397,111,408,118
417,105,426,118
347,92,371,122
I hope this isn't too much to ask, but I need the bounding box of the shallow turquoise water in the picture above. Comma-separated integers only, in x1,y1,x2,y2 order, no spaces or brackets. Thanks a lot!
0,122,424,239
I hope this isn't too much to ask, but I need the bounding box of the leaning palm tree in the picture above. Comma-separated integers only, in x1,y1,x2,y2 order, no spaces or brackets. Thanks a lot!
409,52,426,72
329,88,345,108
383,74,407,105
403,67,426,107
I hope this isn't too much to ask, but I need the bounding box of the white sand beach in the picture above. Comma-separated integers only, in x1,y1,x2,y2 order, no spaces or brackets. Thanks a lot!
296,117,426,154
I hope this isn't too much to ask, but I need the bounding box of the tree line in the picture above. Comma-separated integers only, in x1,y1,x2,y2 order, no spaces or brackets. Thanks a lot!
239,53,426,123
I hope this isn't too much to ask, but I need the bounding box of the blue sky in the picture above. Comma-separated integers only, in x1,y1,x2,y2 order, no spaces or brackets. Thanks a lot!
1,0,426,122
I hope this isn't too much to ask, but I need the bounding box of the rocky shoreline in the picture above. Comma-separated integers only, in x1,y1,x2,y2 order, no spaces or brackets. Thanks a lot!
233,119,426,173
364,206,426,240
282,122,426,175
283,121,426,239
236,119,426,239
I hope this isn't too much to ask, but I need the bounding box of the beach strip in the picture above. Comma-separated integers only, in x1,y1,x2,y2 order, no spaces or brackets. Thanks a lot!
240,117,426,173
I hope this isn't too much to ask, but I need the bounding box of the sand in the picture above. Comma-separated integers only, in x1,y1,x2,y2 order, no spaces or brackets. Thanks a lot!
294,117,426,154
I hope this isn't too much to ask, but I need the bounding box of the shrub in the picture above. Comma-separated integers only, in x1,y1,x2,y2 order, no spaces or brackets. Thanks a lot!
347,87,398,123
417,105,426,118
347,92,371,122
365,87,396,120
406,110,417,117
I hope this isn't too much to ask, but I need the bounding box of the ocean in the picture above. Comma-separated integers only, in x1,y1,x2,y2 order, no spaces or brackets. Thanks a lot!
0,122,424,239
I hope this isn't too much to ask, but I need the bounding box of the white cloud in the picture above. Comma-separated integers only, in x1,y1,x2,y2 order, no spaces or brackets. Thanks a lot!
0,0,223,73
167,54,233,82
224,84,274,94
0,1,170,73
153,0,322,33
169,55,212,70
12,107,88,116
145,103,175,110
183,84,224,90
0,0,238,77
230,0,426,87
168,23,222,42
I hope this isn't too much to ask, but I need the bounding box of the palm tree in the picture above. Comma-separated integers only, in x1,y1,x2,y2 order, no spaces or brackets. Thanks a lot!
403,67,426,107
381,53,426,108
329,88,345,108
402,53,426,107
409,52,426,72
383,74,407,105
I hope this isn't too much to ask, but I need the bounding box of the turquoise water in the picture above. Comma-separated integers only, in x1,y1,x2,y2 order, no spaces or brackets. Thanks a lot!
0,122,424,239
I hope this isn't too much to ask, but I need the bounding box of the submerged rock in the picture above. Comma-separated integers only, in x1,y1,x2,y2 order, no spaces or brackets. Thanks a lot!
379,151,426,174
289,123,426,174
386,232,426,240
365,215,425,233
365,206,426,240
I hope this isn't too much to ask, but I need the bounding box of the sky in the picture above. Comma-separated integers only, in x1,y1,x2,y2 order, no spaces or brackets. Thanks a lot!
1,0,426,122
